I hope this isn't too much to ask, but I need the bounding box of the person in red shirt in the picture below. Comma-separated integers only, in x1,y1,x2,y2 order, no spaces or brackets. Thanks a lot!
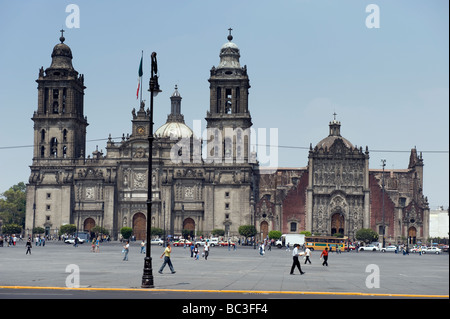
320,247,329,266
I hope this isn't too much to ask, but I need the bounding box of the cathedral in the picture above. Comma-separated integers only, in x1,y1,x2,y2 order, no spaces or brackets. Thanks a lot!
25,31,430,245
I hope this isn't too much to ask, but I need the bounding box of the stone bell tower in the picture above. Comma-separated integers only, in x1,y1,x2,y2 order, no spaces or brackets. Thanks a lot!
205,29,253,164
32,30,88,163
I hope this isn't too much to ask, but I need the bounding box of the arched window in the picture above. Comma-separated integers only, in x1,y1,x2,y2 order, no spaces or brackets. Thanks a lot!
50,137,58,157
40,146,45,157
41,129,46,142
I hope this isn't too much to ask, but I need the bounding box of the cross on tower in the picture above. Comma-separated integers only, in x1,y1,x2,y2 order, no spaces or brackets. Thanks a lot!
333,112,337,121
227,28,233,41
59,28,65,43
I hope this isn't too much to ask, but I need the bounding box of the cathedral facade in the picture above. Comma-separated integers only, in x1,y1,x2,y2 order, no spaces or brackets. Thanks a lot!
25,32,430,244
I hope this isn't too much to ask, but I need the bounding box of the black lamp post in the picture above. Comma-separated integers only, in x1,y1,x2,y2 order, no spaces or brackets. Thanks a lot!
381,159,386,249
141,52,161,289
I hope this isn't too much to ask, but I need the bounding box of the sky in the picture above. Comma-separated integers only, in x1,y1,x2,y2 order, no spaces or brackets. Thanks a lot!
0,0,448,209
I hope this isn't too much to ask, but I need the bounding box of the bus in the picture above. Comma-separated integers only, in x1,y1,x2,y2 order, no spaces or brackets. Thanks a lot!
305,236,347,252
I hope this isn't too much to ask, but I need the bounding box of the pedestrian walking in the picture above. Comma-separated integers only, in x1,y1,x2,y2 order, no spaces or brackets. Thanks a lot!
25,239,32,255
95,237,100,253
140,240,145,254
158,243,176,274
304,247,312,264
203,242,209,260
290,244,305,275
320,247,329,266
122,240,129,261
194,244,199,260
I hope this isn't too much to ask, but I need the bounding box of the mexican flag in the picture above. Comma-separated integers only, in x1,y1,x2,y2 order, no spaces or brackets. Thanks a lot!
136,54,143,99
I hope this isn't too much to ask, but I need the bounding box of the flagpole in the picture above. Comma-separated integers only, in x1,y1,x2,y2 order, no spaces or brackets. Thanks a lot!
140,50,143,104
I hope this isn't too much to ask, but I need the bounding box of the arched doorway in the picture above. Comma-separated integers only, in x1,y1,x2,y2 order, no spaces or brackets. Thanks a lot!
133,213,146,240
331,213,344,235
183,218,195,239
260,221,269,240
84,218,95,233
408,226,417,245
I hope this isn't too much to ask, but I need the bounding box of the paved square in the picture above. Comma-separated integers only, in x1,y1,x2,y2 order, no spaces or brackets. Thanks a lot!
0,241,448,297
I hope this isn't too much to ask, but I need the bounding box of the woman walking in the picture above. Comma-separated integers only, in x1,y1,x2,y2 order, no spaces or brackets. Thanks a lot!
320,247,329,266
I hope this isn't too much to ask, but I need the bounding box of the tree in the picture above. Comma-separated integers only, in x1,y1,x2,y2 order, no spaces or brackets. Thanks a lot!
212,229,225,237
59,224,77,235
356,228,379,243
238,225,257,239
151,227,163,237
2,223,22,235
120,227,133,240
268,230,282,240
0,182,27,227
91,226,110,236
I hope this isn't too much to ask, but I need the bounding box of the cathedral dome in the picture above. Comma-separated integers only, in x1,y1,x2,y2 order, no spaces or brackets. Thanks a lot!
155,85,193,139
315,119,354,150
49,34,74,70
155,121,193,139
217,30,241,70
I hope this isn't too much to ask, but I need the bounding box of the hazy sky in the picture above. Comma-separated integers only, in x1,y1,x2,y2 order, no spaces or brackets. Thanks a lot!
0,0,448,208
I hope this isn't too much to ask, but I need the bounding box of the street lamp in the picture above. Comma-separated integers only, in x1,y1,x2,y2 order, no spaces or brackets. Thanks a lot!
381,159,386,249
141,52,161,289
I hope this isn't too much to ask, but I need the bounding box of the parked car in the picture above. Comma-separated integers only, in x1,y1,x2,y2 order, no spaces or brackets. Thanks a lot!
359,244,380,252
344,244,356,251
381,245,398,253
208,238,219,247
218,241,236,247
422,246,442,254
410,246,427,253
173,239,192,247
64,237,85,244
150,238,164,245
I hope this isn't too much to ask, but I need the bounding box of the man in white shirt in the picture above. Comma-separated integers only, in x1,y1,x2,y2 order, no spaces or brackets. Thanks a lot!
290,244,305,275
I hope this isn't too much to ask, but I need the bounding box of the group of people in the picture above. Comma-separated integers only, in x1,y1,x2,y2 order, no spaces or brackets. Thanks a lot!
290,245,330,275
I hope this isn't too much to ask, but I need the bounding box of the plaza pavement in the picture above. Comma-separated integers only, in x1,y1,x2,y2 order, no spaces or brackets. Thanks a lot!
0,240,448,298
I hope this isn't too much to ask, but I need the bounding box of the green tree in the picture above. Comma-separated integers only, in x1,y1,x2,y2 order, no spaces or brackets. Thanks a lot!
238,225,257,239
59,224,77,235
33,227,45,234
212,229,225,236
0,182,27,227
356,228,379,243
2,223,22,235
151,227,163,237
268,230,282,240
91,226,110,236
120,227,133,240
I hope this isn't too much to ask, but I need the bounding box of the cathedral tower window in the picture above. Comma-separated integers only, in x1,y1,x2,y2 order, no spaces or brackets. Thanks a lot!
62,88,67,114
63,129,68,142
50,137,58,157
225,88,232,114
52,89,59,114
44,88,48,114
40,146,45,157
41,129,46,142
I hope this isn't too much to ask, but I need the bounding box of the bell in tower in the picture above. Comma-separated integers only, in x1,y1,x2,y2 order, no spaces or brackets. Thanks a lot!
33,30,88,161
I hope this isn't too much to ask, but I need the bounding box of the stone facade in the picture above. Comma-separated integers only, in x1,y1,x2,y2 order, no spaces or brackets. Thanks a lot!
25,32,430,244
